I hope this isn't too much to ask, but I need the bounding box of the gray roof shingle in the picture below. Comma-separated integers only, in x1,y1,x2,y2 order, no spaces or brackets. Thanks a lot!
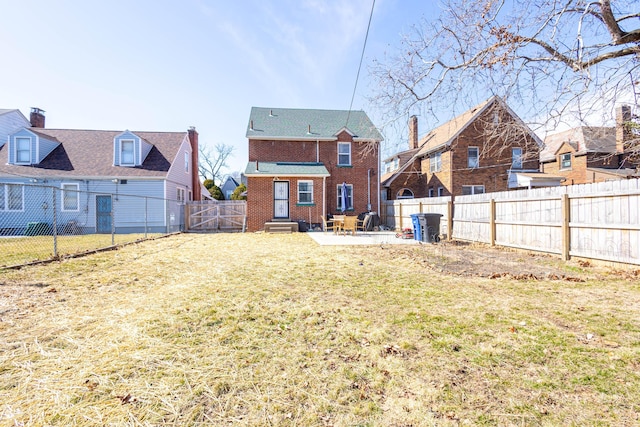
246,107,383,141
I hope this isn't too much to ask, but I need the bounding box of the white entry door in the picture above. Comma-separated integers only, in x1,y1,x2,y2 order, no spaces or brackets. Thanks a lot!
273,181,289,219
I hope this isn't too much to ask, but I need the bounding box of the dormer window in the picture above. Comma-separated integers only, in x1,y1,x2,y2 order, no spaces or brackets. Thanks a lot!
120,140,135,166
114,131,152,167
15,137,31,164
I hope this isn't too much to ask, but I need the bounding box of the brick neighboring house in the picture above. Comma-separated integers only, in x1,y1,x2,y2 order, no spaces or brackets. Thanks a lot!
382,96,550,199
244,107,383,232
540,105,639,185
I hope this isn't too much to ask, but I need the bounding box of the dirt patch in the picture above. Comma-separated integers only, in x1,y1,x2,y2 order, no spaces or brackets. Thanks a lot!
376,240,602,281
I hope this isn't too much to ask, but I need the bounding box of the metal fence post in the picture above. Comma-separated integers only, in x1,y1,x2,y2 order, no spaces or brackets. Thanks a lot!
52,187,58,257
144,197,148,238
111,199,115,246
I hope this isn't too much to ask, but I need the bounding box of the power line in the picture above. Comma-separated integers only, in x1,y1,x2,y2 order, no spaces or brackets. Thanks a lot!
346,0,375,127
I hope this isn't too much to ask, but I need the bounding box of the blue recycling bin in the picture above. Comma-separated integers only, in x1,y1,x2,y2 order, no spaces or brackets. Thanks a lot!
410,214,422,242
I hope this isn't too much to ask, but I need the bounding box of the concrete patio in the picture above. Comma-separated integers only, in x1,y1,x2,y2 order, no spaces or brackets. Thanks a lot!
306,231,420,246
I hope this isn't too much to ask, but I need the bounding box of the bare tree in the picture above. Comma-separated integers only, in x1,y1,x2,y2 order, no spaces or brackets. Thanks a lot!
198,143,234,186
371,0,640,157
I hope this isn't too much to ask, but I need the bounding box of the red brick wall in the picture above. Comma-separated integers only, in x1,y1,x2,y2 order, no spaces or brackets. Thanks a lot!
542,152,624,185
246,131,379,231
430,108,540,196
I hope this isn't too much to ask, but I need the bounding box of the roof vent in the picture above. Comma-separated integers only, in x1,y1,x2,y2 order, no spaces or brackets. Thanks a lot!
250,120,254,131
307,125,311,134
269,109,274,117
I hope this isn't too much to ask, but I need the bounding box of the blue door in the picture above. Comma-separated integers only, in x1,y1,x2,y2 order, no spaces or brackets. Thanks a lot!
96,195,112,233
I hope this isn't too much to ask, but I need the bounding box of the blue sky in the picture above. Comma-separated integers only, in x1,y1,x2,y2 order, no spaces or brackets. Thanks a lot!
1,0,441,176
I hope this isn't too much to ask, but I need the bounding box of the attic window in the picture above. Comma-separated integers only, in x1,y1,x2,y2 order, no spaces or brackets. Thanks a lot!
560,153,572,169
15,137,31,164
121,140,135,165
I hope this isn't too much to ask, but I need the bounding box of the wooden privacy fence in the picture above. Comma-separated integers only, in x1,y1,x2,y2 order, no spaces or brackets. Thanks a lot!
185,200,247,232
382,197,452,238
384,178,640,265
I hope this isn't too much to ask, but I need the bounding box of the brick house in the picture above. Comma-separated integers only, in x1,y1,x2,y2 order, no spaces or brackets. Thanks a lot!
382,96,548,199
244,107,383,232
540,105,639,185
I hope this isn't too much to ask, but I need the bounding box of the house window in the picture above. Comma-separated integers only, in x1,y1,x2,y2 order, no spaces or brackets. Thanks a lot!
468,147,479,168
438,187,444,197
62,183,79,211
428,187,434,197
121,140,135,165
177,188,185,203
560,153,572,169
298,180,313,204
16,137,31,164
337,183,353,211
185,152,190,173
429,152,441,172
396,188,414,199
1,184,24,211
462,185,485,195
338,142,351,166
512,148,523,169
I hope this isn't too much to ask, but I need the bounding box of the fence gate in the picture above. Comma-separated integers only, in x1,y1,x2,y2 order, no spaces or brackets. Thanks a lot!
185,200,246,232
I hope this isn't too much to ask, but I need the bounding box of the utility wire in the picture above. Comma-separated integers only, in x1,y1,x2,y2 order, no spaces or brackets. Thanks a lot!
346,0,375,127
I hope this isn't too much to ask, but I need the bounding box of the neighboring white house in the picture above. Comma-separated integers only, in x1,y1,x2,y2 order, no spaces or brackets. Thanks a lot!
0,108,205,234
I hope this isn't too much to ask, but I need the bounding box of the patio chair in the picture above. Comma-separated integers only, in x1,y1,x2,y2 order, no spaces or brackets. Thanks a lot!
332,215,345,234
342,215,357,235
321,215,335,233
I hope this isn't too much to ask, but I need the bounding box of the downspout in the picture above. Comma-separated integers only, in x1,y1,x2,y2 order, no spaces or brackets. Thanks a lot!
322,176,326,219
316,140,320,163
367,168,371,212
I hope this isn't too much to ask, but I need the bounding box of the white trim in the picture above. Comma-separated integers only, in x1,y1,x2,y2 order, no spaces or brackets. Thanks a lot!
61,182,80,212
15,136,32,164
297,179,314,204
468,146,479,168
120,139,136,166
1,183,25,212
337,141,351,166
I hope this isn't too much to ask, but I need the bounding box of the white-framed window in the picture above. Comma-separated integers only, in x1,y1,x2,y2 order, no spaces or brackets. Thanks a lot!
185,152,190,173
338,142,351,166
337,183,353,211
188,190,192,201
297,180,313,204
468,147,479,168
396,188,414,199
0,184,24,211
177,187,185,203
560,153,572,169
462,185,485,195
428,187,434,197
61,183,80,211
120,139,135,165
512,147,523,169
429,152,442,173
438,186,444,197
15,137,31,164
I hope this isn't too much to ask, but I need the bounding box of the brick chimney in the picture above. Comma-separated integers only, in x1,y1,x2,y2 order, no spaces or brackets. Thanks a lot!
408,115,418,149
616,105,632,154
30,107,45,128
188,127,201,201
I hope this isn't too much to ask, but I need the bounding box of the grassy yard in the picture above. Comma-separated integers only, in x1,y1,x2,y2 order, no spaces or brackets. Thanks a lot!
1,233,639,426
0,233,166,268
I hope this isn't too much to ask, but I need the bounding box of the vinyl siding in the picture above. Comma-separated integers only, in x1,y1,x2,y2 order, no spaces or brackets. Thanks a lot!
0,110,30,148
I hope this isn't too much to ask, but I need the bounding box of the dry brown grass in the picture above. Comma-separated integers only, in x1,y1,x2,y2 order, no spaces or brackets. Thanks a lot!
1,233,639,426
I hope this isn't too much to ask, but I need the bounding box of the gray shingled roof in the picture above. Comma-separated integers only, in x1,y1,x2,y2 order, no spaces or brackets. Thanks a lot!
244,161,329,176
541,127,616,162
0,128,187,179
246,107,383,141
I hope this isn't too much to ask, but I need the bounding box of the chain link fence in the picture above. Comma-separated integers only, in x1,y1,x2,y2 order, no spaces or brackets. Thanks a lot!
1,182,185,268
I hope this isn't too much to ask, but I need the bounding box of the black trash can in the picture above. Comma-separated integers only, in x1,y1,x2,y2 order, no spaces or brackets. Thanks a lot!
415,213,442,243
296,220,309,232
